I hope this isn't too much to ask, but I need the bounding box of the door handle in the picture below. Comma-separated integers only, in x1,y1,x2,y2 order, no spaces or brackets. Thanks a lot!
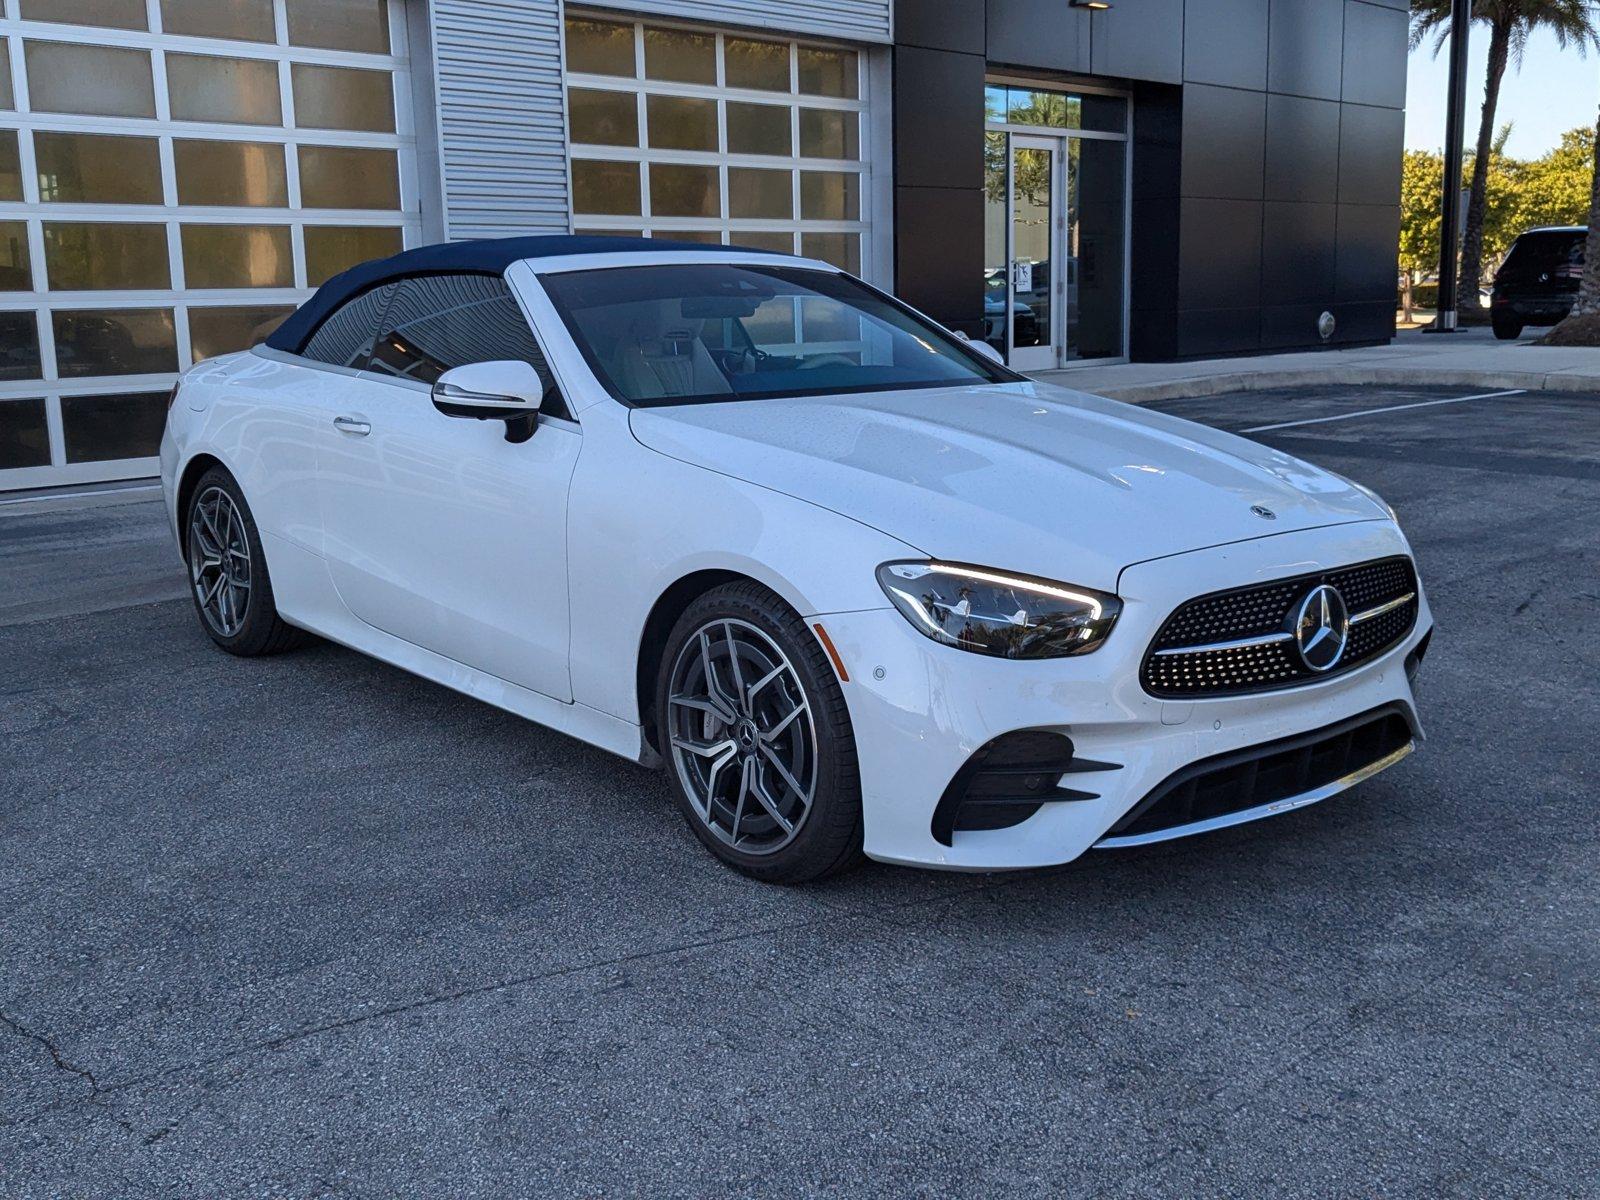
333,416,371,436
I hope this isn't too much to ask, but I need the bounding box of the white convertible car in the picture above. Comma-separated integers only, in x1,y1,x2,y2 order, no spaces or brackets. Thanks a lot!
161,236,1432,882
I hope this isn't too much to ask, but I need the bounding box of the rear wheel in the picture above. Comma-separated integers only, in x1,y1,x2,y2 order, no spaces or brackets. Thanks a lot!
185,467,308,656
656,581,862,883
1492,313,1523,340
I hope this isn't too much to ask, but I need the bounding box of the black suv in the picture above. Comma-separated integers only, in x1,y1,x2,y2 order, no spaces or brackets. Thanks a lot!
1490,226,1585,340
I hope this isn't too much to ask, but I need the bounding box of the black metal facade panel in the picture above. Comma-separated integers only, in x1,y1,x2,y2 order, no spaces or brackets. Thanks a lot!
892,45,986,190
1335,203,1403,302
1338,102,1407,206
1262,201,1339,304
891,0,1405,359
1174,306,1264,357
1181,84,1266,201
1183,0,1269,90
896,0,986,52
1265,93,1342,203
1267,0,1345,101
1089,0,1184,84
894,185,986,337
986,0,1090,74
1177,198,1264,312
1341,0,1410,108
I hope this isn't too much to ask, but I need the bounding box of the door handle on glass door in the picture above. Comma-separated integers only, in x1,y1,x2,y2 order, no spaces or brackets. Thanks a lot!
333,416,371,436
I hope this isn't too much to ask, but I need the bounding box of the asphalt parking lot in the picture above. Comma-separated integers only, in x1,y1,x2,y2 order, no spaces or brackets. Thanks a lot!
3,384,1597,1197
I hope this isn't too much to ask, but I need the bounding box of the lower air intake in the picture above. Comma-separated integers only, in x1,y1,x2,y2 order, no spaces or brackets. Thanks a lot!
1105,704,1416,843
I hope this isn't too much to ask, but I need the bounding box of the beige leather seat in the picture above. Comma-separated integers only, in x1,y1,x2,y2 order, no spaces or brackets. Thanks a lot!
611,305,733,399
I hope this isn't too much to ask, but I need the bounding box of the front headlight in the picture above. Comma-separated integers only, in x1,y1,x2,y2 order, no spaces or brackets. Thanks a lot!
876,561,1122,659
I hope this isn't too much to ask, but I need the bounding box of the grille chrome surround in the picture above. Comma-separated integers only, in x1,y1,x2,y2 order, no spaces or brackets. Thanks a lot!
1140,557,1420,698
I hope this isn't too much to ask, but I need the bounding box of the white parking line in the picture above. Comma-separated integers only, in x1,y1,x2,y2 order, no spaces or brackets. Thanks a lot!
1242,388,1527,434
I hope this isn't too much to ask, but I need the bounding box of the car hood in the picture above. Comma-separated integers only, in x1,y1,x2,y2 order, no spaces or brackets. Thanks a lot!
628,381,1387,592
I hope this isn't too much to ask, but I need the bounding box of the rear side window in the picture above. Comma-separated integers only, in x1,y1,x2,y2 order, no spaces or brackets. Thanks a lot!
301,283,396,368
1501,231,1584,276
367,273,554,389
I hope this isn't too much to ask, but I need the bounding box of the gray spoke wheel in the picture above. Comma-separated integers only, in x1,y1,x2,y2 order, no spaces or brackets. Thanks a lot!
187,485,252,638
182,465,308,657
655,581,863,883
666,618,818,856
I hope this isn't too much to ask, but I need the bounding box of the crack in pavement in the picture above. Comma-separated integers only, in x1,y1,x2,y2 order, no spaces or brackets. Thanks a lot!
10,907,848,1126
1,1010,100,1097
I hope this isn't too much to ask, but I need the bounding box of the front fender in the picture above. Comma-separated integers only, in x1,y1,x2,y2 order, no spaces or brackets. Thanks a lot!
565,405,911,722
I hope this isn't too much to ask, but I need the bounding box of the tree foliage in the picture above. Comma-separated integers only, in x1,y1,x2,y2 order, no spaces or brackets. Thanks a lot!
1542,104,1600,344
1400,149,1445,277
1409,0,1600,313
1400,125,1595,284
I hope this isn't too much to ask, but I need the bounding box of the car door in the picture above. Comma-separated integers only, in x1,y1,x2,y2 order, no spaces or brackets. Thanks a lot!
313,272,580,702
231,284,400,555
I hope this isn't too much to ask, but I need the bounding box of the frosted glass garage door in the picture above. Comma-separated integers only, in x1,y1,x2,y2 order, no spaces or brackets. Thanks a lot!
564,13,869,274
0,0,422,490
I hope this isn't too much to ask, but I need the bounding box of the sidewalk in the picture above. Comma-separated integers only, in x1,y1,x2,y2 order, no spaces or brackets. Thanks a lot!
1029,326,1600,402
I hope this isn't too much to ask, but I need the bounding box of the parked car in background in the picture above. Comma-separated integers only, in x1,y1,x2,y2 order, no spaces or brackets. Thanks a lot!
161,236,1431,882
1491,226,1585,340
982,270,1037,352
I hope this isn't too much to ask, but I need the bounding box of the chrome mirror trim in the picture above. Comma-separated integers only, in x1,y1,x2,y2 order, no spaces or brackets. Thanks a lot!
431,379,533,409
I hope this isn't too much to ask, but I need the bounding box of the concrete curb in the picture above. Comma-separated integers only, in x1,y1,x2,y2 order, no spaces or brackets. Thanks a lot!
1087,368,1600,404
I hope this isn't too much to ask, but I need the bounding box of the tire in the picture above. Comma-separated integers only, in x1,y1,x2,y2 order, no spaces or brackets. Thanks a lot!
1492,314,1523,340
184,466,309,657
656,581,863,884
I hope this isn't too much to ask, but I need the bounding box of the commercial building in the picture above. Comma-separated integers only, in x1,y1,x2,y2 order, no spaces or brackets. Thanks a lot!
0,0,1406,491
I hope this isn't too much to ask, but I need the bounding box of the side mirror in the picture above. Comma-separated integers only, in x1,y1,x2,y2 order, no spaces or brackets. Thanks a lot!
432,360,547,443
957,333,1005,366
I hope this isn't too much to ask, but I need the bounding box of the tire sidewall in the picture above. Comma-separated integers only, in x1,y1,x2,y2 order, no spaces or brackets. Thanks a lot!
186,468,277,655
656,585,861,882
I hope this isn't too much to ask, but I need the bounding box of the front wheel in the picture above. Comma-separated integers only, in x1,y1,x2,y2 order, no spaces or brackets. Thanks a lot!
656,582,863,883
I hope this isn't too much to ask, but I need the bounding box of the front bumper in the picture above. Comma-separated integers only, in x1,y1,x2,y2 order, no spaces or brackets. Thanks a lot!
814,521,1431,871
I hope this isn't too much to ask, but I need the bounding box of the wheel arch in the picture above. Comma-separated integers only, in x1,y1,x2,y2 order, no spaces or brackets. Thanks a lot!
635,568,767,759
174,452,230,562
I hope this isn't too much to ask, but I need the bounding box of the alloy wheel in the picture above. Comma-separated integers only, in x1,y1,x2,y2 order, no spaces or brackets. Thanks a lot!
665,618,819,856
188,486,252,638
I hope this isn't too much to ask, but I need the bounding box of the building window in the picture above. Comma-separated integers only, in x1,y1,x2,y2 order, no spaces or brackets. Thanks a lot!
0,1,420,487
564,15,870,276
983,82,1130,367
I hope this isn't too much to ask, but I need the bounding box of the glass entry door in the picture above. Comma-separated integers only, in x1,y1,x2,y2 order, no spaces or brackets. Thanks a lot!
984,134,1062,371
984,88,1131,368
1006,136,1061,371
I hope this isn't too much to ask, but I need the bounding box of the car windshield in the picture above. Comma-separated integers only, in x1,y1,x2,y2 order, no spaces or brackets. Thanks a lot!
540,263,1020,406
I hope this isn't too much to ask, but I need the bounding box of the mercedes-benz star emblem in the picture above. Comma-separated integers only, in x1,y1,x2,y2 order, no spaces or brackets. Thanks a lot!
1251,505,1277,520
1292,584,1350,672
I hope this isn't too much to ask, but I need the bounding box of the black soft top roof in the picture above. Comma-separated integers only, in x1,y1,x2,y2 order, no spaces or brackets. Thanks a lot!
264,234,782,353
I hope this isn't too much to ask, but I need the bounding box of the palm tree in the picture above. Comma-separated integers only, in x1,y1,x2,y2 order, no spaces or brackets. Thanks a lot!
1540,101,1600,344
1411,0,1600,320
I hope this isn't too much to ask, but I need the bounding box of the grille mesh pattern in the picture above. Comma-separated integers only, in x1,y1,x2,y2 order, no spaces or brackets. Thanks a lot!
1108,709,1415,839
1328,558,1414,612
1345,598,1415,662
1141,557,1419,698
1151,581,1301,649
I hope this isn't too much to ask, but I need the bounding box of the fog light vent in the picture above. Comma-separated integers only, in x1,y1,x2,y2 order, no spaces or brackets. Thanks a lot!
931,730,1121,846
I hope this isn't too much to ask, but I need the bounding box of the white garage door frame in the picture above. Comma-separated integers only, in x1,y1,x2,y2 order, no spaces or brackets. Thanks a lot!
0,0,424,493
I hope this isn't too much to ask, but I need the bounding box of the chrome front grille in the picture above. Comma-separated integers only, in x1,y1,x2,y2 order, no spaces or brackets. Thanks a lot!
1140,556,1420,698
